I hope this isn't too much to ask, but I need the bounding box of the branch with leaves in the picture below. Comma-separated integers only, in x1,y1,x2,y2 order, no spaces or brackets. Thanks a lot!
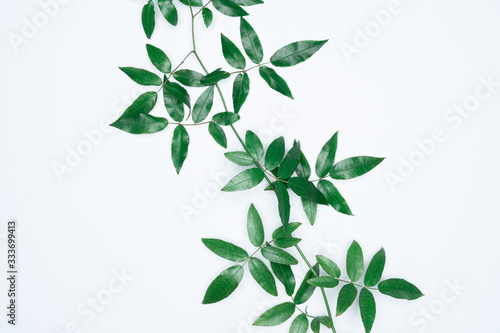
112,1,423,332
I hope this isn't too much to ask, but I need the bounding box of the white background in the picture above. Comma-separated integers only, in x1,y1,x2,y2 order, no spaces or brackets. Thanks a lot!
1,0,499,332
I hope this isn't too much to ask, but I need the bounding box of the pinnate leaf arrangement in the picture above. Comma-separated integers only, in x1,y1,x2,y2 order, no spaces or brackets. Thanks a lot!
112,1,423,332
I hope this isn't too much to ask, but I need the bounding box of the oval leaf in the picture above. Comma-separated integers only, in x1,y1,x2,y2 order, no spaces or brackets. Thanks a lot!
245,131,264,160
330,156,385,180
273,181,290,230
142,0,155,39
221,168,265,192
173,69,206,87
213,0,248,17
261,246,298,265
259,66,293,99
278,140,301,179
119,67,162,86
179,0,203,5
232,73,250,113
378,279,423,300
302,198,317,225
225,151,255,166
270,263,295,296
192,86,214,123
163,81,185,122
202,8,213,28
202,265,244,304
117,91,158,119
293,263,320,305
202,238,248,262
359,288,376,333
346,241,364,282
288,177,323,203
111,113,168,134
240,18,263,64
265,136,285,171
316,255,341,278
290,314,308,333
307,276,339,288
213,112,240,126
249,257,278,296
296,153,311,179
164,81,191,108
271,40,328,67
171,125,189,174
272,222,301,239
221,33,246,69
317,180,352,216
315,132,338,178
158,0,178,26
247,204,264,247
364,248,386,287
208,122,227,148
336,283,358,316
201,68,231,85
146,44,172,73
253,302,295,327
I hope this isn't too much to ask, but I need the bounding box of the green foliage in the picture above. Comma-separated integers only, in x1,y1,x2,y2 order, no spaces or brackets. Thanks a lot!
253,302,296,327
247,204,264,247
202,265,243,304
119,67,162,86
146,44,172,73
158,0,178,26
271,40,328,67
221,168,265,191
202,238,248,262
259,66,294,99
249,257,278,296
336,284,357,316
142,0,155,39
346,241,364,282
232,73,250,113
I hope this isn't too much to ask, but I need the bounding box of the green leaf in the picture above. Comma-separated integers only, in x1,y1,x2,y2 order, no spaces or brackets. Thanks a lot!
288,177,323,203
302,198,317,225
163,84,184,122
202,265,244,304
336,284,358,316
146,44,172,74
222,168,265,192
364,248,386,287
158,0,178,26
378,279,423,300
315,132,338,178
142,0,155,39
271,40,328,67
221,34,246,70
261,246,298,265
316,255,341,278
111,113,168,134
202,8,213,27
164,81,191,109
233,0,264,5
245,131,264,160
270,263,295,296
265,136,285,171
117,91,158,119
311,318,320,333
259,66,293,99
359,288,376,333
317,180,352,216
179,0,203,6
307,276,339,288
273,238,301,248
171,125,189,174
208,122,227,148
192,86,214,123
346,241,364,282
296,153,311,179
290,314,308,333
278,140,301,179
240,18,263,64
253,302,295,327
212,0,248,17
119,67,162,86
330,156,385,180
318,316,333,329
273,181,290,230
232,73,250,113
173,69,206,87
213,112,240,126
247,204,264,247
202,238,248,262
293,263,319,305
225,151,255,166
272,222,301,239
249,257,278,296
201,68,231,85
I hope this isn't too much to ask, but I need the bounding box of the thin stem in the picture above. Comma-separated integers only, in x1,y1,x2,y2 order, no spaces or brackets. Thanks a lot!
173,121,211,127
229,62,271,75
194,0,213,17
293,302,316,319
157,51,194,92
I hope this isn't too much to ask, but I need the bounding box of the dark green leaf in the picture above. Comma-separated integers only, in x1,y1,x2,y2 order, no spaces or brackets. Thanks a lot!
261,246,298,265
213,112,240,126
315,132,338,178
111,113,168,134
273,181,290,230
202,265,244,304
378,279,423,300
364,248,386,287
311,318,320,333
163,84,185,122
158,0,178,26
273,238,301,248
290,314,308,333
296,153,311,179
232,73,250,113
288,177,323,203
359,288,376,333
233,0,264,5
271,40,328,67
318,316,333,329
247,204,264,247
179,0,203,6
249,258,278,296
119,67,162,86
240,18,263,64
259,66,293,99
146,44,172,74
245,131,264,160
346,241,364,282
142,0,155,39
221,34,246,70
293,263,319,305
208,122,227,148
201,68,231,85
192,86,214,123
302,198,317,225
171,125,189,174
118,91,158,119
317,180,352,216
270,263,295,296
278,140,301,179
272,222,301,239
330,156,385,180
336,284,358,316
173,69,206,87
316,255,341,278
202,238,248,262
265,136,285,171
225,151,255,166
307,276,339,288
202,8,213,27
221,168,265,192
213,0,248,17
164,81,191,108
253,302,295,327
